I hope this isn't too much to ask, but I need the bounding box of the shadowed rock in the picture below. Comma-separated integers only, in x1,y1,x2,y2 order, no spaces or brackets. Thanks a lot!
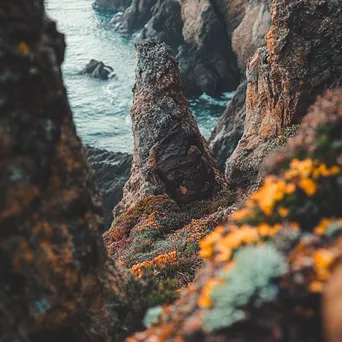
86,146,132,231
226,0,342,193
115,38,226,217
209,80,247,171
80,59,116,80
0,2,144,341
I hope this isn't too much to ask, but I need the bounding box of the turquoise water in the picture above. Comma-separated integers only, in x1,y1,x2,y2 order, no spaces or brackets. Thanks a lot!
46,0,231,153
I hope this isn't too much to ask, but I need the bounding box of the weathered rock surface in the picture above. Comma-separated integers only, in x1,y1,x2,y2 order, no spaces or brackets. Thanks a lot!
139,0,184,50
226,0,342,193
93,0,131,11
0,3,144,341
231,0,271,70
129,88,342,342
209,80,247,171
115,38,226,216
178,0,241,97
80,59,116,80
86,146,132,231
114,0,157,33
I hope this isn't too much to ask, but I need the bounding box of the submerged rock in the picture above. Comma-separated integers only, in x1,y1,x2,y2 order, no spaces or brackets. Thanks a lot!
86,146,132,231
115,38,226,216
80,59,116,80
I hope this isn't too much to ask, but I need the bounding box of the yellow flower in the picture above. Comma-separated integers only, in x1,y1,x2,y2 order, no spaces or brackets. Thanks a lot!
298,178,317,196
309,281,324,293
313,249,336,281
197,279,223,308
231,208,250,222
329,165,341,175
314,219,332,235
17,42,30,56
240,225,259,244
278,206,289,218
285,182,296,195
257,223,273,237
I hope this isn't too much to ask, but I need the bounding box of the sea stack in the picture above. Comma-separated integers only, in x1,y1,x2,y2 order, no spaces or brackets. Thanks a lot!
115,38,225,216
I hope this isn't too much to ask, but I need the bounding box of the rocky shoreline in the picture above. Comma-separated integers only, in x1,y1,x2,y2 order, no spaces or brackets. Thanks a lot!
2,0,342,341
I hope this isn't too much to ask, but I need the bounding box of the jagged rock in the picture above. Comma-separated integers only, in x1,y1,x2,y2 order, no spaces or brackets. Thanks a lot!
140,0,184,50
80,59,116,80
86,146,132,231
93,0,131,11
115,38,226,217
0,3,144,341
209,80,247,171
178,0,240,97
128,88,342,342
226,0,342,194
231,0,271,70
114,0,157,33
210,0,246,36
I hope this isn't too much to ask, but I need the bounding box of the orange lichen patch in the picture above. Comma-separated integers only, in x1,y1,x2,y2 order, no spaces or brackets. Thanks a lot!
1,185,39,220
16,41,30,56
197,278,224,308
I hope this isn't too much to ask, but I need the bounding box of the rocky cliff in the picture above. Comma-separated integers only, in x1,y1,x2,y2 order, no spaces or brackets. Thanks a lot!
115,38,226,216
225,0,342,194
100,0,273,97
86,146,132,231
0,3,144,341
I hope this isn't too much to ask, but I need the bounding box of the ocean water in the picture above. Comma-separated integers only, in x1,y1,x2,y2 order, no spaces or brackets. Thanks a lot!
46,0,232,153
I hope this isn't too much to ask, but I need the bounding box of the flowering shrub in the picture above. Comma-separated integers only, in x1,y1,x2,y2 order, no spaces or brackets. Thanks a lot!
103,191,234,288
129,91,342,341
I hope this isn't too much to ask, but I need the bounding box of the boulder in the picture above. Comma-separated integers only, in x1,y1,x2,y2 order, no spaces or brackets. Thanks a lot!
86,146,132,231
80,59,116,80
226,0,342,194
115,38,226,217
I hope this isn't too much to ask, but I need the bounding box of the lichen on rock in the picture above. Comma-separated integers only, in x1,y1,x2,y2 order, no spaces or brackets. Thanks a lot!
115,38,226,217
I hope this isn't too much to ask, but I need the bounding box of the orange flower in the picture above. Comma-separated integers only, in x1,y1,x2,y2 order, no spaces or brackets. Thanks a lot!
278,206,289,218
298,178,317,196
309,281,324,293
197,278,223,308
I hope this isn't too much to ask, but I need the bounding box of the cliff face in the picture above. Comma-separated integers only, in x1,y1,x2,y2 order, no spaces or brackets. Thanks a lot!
0,3,143,341
102,0,273,98
86,146,132,231
129,88,342,342
115,38,226,217
226,0,342,194
209,80,247,171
